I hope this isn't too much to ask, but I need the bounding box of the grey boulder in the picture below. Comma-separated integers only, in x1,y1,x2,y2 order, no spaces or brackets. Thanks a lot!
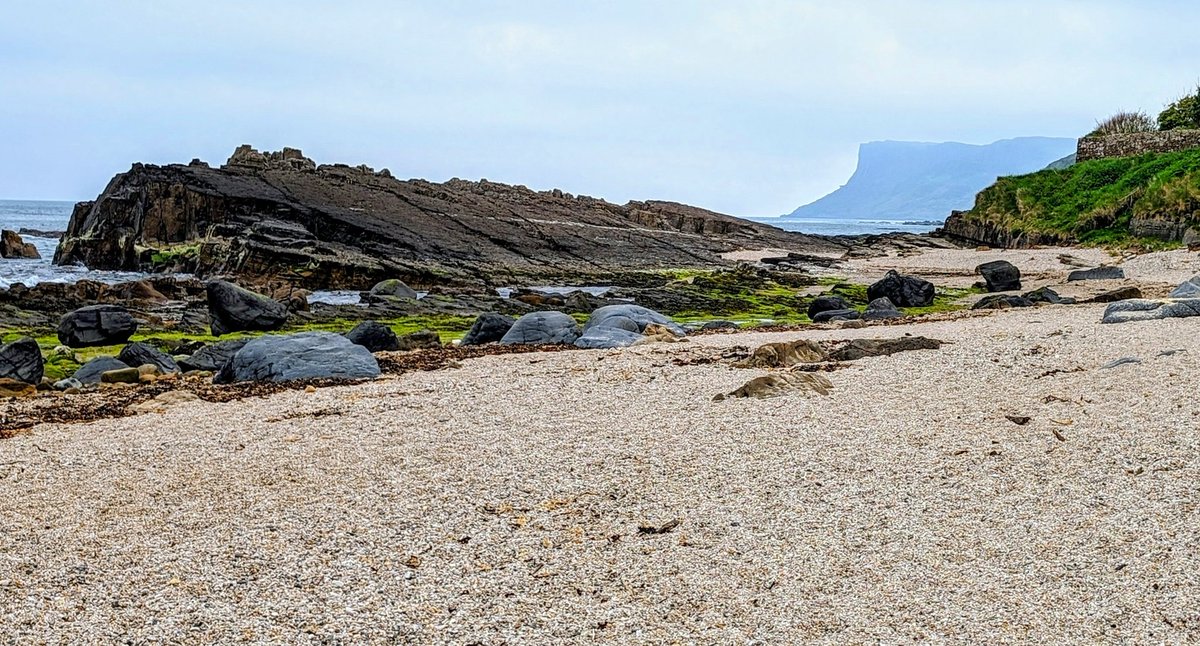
1101,298,1200,324
812,308,860,323
574,327,646,349
344,321,399,352
206,280,289,336
1068,266,1124,281
73,356,132,385
862,297,903,320
57,304,138,348
367,279,418,300
1170,274,1200,298
118,341,180,373
460,313,516,346
807,295,851,320
214,332,380,384
500,311,581,345
1024,286,1075,305
0,337,44,384
583,304,685,336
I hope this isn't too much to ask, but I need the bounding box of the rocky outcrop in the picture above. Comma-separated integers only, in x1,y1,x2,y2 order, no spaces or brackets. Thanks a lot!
58,305,139,348
867,271,934,308
1,230,40,259
54,146,841,290
940,211,1069,249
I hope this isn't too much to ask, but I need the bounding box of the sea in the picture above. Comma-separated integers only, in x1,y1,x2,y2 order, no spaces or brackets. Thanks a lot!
0,199,944,295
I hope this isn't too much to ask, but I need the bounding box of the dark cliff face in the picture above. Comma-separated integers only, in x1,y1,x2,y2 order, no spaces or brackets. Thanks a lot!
938,211,1070,248
55,147,841,290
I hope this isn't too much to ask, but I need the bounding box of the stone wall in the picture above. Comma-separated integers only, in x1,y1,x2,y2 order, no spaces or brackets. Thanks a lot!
1077,129,1200,161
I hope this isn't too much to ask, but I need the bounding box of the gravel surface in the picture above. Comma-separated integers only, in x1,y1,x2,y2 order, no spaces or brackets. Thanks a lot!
4,303,1200,642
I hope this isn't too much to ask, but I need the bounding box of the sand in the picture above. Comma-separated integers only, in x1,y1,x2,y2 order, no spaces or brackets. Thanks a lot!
4,296,1200,642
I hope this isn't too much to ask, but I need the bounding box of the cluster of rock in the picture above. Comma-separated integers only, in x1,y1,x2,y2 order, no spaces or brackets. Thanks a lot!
0,230,39,259
1101,273,1200,324
806,270,933,323
477,304,687,349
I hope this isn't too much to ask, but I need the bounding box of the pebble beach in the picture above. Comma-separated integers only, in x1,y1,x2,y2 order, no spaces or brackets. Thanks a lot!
4,271,1200,642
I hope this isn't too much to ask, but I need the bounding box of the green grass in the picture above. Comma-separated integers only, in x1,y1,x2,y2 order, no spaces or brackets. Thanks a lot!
964,147,1200,248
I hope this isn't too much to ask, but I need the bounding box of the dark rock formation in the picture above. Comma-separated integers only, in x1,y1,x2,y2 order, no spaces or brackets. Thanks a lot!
862,297,903,320
1024,286,1075,304
500,311,580,345
344,321,400,352
1,230,40,259
73,356,132,384
58,305,139,348
1086,286,1142,303
867,270,935,308
812,309,860,322
53,146,841,290
395,330,442,351
975,260,1021,292
178,339,248,373
972,294,1035,310
940,211,1069,249
1068,267,1125,281
1102,299,1200,324
0,337,44,384
214,332,380,383
367,279,418,300
118,341,180,373
460,313,516,346
1170,274,1200,298
806,295,851,320
206,280,289,336
574,327,646,349
827,337,943,361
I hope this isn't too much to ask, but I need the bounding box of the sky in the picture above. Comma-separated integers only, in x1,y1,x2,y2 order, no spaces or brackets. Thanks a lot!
0,1,1197,215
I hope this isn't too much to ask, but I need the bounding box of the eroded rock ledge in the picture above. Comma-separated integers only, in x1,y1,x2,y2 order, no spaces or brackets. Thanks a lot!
54,146,842,290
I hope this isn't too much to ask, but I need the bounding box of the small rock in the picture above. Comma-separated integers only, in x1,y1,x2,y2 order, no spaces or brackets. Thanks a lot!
972,294,1035,310
101,367,142,384
367,279,418,300
862,297,903,320
395,330,442,351
806,295,851,319
53,377,83,391
1068,266,1124,281
1086,286,1142,303
0,378,36,398
73,356,132,385
1101,357,1141,369
1005,415,1031,426
460,313,516,346
129,391,202,414
812,308,860,323
344,321,400,352
1170,274,1200,298
716,372,833,400
118,341,180,374
1023,286,1075,305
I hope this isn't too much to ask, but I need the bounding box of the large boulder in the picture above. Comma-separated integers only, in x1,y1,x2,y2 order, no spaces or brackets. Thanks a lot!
178,339,248,373
73,356,132,385
867,270,934,308
395,330,442,351
1170,274,1200,298
460,313,515,346
862,297,903,320
57,305,138,348
975,260,1021,292
806,295,851,320
812,309,860,323
583,304,685,336
214,332,381,384
500,311,581,345
1068,266,1124,282
1101,298,1200,324
118,341,180,374
0,230,40,259
0,337,44,384
367,279,418,300
206,280,289,336
344,321,399,352
574,327,646,349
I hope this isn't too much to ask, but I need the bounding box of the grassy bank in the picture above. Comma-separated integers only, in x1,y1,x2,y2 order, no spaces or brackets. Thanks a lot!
965,147,1200,247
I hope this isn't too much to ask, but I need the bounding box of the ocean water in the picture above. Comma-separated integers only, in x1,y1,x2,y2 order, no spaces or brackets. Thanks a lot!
747,216,944,236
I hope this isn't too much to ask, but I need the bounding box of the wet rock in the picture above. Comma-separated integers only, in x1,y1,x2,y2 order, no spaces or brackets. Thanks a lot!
57,304,139,348
806,295,851,320
214,332,381,384
862,297,903,320
0,337,44,384
1068,266,1124,281
395,330,442,351
867,270,934,307
344,321,400,352
500,311,581,345
1101,298,1200,324
972,294,1035,310
73,356,132,384
460,313,516,346
715,372,833,400
812,308,860,323
118,341,180,374
975,260,1021,292
206,280,289,336
1,230,40,259
178,339,248,373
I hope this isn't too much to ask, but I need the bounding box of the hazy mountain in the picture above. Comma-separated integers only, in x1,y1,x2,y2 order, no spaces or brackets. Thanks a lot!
786,137,1077,221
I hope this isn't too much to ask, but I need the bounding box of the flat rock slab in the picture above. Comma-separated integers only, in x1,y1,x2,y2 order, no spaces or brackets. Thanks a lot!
1068,266,1125,281
1102,298,1200,324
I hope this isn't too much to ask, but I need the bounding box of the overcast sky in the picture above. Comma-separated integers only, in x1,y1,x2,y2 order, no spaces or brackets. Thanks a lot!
1,1,1196,215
